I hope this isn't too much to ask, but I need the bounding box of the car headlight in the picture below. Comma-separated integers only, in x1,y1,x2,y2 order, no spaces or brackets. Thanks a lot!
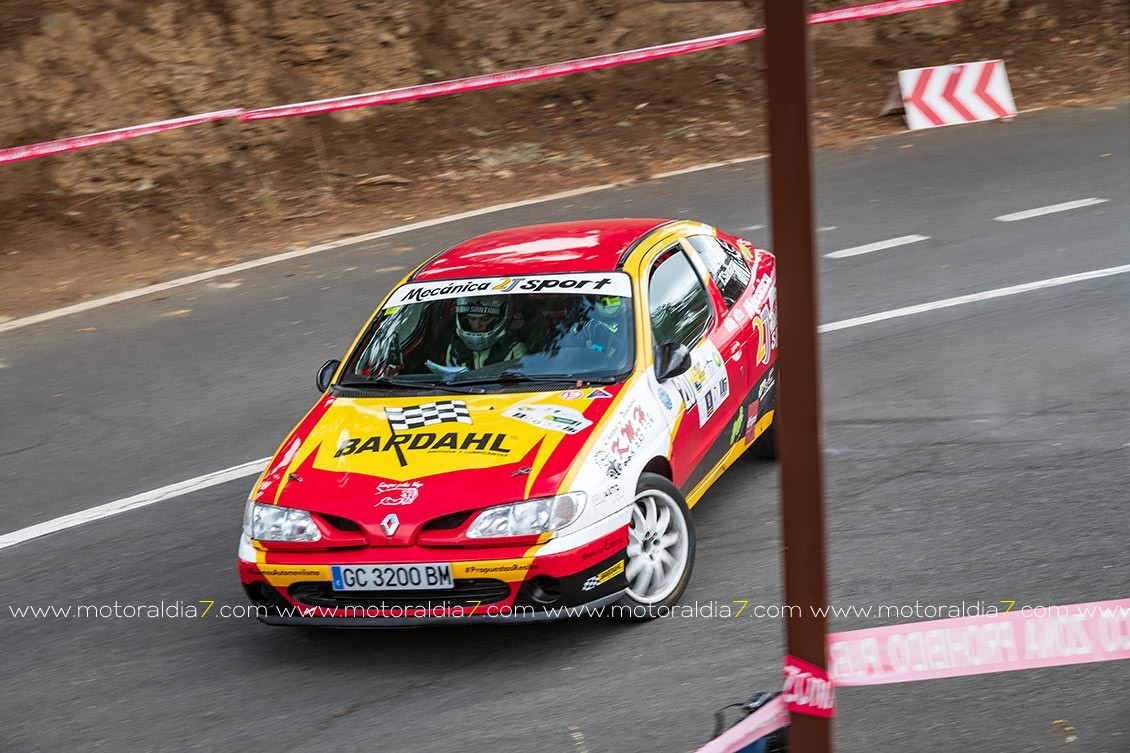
243,501,322,542
466,493,586,538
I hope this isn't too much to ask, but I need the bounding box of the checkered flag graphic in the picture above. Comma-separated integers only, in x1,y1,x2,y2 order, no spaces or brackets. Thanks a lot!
386,400,473,431
581,576,601,592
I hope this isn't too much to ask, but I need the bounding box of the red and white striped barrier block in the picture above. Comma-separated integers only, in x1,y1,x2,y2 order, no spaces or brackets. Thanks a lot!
898,60,1016,130
0,109,243,166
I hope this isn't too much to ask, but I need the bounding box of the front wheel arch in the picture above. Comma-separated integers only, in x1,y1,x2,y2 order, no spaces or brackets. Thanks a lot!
642,456,673,481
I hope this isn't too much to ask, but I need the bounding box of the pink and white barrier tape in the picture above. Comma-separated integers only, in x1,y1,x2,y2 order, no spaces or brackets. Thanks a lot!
695,598,1128,752
0,0,958,159
808,0,959,25
240,0,961,121
239,29,764,121
696,696,790,753
0,109,243,166
828,598,1130,686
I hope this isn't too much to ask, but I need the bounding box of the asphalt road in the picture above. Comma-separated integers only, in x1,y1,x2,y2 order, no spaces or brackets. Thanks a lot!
1,101,1127,753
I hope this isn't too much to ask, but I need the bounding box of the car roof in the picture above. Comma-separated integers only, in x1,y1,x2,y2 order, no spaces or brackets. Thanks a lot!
411,218,675,281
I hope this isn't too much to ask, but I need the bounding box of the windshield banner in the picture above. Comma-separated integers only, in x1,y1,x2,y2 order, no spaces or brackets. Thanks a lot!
386,273,633,307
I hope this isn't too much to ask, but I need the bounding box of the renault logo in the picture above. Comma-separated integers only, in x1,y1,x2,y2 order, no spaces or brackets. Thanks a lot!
380,513,400,537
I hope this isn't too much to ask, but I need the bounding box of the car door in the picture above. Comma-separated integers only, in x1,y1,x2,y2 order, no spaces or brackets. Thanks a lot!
644,242,744,497
696,233,777,437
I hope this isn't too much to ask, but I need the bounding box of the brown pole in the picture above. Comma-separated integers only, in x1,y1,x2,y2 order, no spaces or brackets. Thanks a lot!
763,0,832,751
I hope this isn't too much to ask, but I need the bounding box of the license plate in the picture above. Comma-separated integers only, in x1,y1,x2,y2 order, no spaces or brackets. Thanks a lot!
330,563,453,592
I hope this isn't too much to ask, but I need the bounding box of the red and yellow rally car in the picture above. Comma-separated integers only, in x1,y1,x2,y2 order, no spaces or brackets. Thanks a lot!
239,218,778,625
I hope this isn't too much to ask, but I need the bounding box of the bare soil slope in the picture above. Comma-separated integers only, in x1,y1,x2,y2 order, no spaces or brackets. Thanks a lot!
1,0,1126,317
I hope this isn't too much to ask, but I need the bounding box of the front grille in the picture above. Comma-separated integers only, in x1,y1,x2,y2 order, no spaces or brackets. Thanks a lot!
321,514,362,532
421,510,473,531
288,579,511,610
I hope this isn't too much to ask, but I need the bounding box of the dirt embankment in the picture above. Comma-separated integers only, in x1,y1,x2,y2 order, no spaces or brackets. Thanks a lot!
1,0,1126,318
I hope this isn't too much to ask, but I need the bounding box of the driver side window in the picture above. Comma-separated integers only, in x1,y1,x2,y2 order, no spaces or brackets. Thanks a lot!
686,235,752,309
648,245,713,348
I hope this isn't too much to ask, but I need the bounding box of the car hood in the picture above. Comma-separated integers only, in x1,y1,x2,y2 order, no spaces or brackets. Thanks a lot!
251,386,624,528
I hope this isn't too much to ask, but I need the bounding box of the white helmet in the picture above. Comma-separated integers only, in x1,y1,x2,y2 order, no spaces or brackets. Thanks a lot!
455,296,510,352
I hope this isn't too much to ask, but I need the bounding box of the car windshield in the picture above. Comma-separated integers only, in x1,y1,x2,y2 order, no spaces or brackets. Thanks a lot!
340,273,635,388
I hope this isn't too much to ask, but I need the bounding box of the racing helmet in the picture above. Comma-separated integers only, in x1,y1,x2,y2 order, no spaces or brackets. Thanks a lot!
595,294,623,317
455,295,510,352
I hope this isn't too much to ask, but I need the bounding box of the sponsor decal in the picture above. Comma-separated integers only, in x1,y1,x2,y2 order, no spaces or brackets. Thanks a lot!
394,279,494,304
385,273,632,306
758,368,777,401
583,559,626,591
596,401,656,479
689,363,706,391
460,562,528,575
560,389,584,400
730,406,745,445
667,341,729,426
257,566,324,578
503,403,592,435
699,373,730,426
586,387,613,399
514,276,615,293
735,238,755,261
335,431,513,462
657,387,674,411
747,286,778,366
374,480,423,506
744,400,761,443
579,529,627,561
386,400,472,431
380,513,400,537
594,483,623,506
595,449,624,479
749,274,772,309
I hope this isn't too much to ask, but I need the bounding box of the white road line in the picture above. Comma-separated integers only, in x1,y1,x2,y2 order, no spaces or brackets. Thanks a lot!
652,155,765,180
4,263,1129,552
0,154,767,336
0,458,269,550
825,234,930,259
993,197,1109,222
819,264,1130,333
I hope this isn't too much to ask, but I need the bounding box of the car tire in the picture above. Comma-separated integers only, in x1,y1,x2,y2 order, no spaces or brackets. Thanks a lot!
750,416,777,460
613,472,696,620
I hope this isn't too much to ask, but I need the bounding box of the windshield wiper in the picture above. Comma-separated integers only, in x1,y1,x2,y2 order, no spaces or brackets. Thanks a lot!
453,371,619,386
337,376,483,394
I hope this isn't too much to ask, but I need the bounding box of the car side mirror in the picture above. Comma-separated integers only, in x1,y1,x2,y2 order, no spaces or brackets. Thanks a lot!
654,342,692,382
316,359,340,393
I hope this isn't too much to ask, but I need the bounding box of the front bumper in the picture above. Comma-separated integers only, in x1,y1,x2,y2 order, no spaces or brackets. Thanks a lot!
257,590,627,627
239,522,629,625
